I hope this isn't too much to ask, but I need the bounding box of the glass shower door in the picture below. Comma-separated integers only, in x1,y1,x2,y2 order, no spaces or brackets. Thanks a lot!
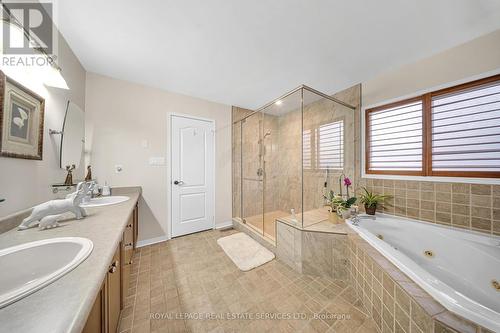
241,112,264,237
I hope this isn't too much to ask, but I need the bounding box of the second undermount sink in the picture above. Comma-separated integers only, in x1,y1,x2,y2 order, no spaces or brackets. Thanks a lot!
80,196,130,208
0,237,93,308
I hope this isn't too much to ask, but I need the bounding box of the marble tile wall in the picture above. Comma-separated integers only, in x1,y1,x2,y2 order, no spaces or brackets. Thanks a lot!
275,221,349,280
277,87,360,213
347,233,493,333
232,85,361,224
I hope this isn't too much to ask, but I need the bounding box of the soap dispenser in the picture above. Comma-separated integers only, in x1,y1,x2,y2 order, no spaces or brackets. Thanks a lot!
102,182,111,196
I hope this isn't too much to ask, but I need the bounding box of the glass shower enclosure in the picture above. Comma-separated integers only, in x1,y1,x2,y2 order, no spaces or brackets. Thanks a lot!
233,85,356,243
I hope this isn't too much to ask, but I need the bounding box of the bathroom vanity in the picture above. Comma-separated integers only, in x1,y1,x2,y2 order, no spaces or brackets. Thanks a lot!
0,187,141,333
82,196,138,333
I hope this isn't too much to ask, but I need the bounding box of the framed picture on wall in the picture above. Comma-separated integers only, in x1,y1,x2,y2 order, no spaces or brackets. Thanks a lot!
0,70,45,160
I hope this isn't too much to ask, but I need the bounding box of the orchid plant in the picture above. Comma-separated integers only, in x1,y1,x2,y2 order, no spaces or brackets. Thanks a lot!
324,190,357,216
344,177,352,197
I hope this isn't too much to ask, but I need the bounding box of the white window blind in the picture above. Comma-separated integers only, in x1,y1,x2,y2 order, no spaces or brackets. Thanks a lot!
318,120,344,170
303,129,312,169
431,80,500,172
367,100,423,172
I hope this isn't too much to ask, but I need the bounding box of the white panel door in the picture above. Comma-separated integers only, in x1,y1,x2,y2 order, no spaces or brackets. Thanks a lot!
171,115,215,237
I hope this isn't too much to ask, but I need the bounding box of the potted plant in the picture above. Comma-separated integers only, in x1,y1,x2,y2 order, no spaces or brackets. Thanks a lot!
324,190,357,223
358,187,391,215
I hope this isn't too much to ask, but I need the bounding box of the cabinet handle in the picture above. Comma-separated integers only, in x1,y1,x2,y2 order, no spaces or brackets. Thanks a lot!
109,260,118,273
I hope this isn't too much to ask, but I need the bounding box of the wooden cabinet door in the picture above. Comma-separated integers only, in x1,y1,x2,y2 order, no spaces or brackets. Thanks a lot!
82,281,106,333
107,246,121,333
133,203,138,249
120,261,130,310
123,215,134,248
120,224,133,309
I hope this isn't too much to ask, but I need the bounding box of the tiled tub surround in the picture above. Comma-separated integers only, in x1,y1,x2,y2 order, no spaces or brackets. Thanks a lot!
360,179,500,236
347,214,500,332
347,230,495,333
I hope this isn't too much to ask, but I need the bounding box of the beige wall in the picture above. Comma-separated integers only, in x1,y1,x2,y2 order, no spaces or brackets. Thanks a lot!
0,34,86,218
363,29,500,107
85,73,232,243
358,29,500,235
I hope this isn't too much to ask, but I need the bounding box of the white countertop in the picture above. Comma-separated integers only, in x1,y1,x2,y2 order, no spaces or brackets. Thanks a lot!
0,187,142,333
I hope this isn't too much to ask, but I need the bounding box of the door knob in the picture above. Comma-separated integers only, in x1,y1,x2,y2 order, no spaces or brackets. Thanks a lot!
173,180,184,185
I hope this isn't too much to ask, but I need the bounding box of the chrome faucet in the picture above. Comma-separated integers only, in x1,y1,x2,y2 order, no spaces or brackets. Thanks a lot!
350,207,360,226
81,181,100,202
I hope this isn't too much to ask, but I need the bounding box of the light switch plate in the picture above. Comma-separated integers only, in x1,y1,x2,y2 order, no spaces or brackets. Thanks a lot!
149,157,165,166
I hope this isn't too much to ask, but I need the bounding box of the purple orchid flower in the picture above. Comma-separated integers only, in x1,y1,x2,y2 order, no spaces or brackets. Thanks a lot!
344,177,352,197
344,177,352,187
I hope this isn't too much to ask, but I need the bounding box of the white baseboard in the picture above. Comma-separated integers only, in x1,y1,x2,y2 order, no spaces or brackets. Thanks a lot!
215,220,233,229
136,235,169,248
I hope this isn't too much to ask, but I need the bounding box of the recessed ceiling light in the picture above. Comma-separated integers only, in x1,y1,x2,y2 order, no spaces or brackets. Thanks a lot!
275,100,282,105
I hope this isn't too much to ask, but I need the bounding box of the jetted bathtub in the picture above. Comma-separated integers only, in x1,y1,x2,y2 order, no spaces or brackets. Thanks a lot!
347,213,500,332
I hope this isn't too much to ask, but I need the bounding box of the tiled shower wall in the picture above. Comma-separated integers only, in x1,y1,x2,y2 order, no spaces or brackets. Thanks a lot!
358,179,500,236
231,85,362,221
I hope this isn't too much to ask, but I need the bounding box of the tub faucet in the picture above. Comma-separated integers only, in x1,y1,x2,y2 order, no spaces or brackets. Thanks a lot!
350,206,360,226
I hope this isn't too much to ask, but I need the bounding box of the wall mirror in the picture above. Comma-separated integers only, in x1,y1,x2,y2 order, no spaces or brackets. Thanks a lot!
59,101,85,169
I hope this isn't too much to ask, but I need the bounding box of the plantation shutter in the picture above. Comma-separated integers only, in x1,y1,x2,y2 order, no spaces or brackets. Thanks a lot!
431,80,500,173
303,129,312,169
366,100,423,173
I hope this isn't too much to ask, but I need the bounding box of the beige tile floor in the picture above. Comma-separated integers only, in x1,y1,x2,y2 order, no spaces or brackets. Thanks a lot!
118,229,377,333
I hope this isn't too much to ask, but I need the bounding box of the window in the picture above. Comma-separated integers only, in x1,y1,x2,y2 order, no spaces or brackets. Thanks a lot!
318,120,344,169
303,119,344,170
365,98,423,175
365,74,500,178
303,129,312,169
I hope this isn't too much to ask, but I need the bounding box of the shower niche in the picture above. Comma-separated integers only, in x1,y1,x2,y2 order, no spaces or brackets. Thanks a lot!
232,85,358,244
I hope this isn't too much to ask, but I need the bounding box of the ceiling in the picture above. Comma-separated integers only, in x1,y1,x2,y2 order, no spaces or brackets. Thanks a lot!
56,0,500,110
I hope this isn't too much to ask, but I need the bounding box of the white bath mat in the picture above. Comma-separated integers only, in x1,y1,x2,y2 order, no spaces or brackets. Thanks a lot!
217,232,275,271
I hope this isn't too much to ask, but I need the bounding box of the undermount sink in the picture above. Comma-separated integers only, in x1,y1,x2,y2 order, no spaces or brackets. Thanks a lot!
80,196,130,208
0,237,93,308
